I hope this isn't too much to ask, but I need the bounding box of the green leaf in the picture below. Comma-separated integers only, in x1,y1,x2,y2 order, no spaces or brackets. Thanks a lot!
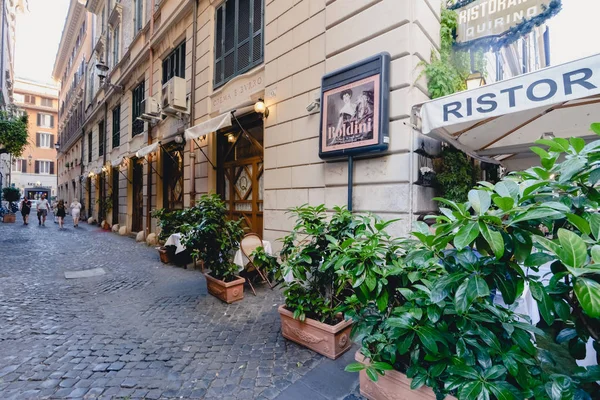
574,277,600,318
556,328,578,344
469,189,491,215
524,252,555,267
589,168,600,185
454,279,471,313
365,273,377,291
530,146,550,159
494,273,517,304
566,213,591,235
493,196,515,212
478,222,504,259
535,138,567,152
591,123,600,136
494,180,519,201
371,362,394,371
345,363,366,372
483,365,506,380
512,229,532,264
589,213,600,241
529,281,555,325
416,327,438,353
592,245,600,264
570,137,586,153
488,382,519,400
459,381,484,399
467,276,490,302
397,332,414,354
447,365,480,380
534,235,567,262
541,156,557,170
454,221,480,249
409,372,427,390
510,208,564,225
512,329,537,356
365,367,379,382
427,305,441,323
559,157,587,183
557,228,587,268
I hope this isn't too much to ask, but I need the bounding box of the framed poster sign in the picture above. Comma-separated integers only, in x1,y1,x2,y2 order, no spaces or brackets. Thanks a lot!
319,53,390,159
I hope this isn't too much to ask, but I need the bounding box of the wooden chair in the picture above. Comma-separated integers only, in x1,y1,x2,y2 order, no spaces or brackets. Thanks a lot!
240,233,273,296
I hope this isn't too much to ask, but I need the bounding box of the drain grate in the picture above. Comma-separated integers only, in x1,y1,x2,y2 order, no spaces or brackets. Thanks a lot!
95,277,153,294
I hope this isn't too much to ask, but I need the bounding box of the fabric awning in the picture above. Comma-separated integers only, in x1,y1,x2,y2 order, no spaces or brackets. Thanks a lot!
184,112,232,141
135,142,159,158
413,53,600,162
111,156,126,167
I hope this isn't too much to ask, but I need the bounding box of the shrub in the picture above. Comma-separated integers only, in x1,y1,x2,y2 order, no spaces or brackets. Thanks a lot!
2,187,20,210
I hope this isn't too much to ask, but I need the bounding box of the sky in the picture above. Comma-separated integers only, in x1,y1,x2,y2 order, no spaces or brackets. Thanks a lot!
10,0,600,85
14,0,70,84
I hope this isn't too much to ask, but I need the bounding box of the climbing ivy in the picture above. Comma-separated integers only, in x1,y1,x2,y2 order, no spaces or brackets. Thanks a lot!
0,107,29,158
420,8,485,99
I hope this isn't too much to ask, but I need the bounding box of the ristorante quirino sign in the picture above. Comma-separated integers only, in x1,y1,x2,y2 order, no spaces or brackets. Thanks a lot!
450,0,562,50
419,53,600,135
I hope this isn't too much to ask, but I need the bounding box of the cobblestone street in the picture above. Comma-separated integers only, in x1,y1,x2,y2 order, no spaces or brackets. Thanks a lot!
0,216,360,399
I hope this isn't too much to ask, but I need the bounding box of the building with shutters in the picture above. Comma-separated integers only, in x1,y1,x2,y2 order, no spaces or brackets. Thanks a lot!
10,78,58,197
53,0,441,243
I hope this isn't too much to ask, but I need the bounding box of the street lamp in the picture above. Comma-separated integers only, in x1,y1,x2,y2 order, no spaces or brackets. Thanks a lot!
466,72,486,90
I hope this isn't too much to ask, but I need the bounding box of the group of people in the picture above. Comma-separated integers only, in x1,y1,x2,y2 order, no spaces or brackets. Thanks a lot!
19,194,82,229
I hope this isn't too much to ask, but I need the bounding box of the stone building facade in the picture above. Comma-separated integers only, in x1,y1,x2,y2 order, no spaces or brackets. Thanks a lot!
55,0,441,244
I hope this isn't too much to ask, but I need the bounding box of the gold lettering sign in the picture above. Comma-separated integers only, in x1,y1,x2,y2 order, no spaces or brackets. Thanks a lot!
455,0,552,43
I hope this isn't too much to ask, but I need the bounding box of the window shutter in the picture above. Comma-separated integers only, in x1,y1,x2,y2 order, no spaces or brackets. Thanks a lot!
50,162,55,175
50,134,54,149
50,115,54,128
35,161,39,174
37,113,41,126
22,161,27,173
36,132,41,147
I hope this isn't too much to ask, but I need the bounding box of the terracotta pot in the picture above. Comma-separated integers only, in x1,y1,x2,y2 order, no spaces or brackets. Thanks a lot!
204,273,245,303
355,351,457,400
158,246,171,264
278,305,352,360
3,213,16,223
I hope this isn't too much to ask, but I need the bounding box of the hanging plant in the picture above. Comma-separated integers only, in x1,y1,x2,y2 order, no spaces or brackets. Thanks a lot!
0,107,28,157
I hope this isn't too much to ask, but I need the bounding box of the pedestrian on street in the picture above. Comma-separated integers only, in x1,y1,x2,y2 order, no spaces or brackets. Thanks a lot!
20,198,31,225
70,199,82,228
56,199,66,229
37,194,50,226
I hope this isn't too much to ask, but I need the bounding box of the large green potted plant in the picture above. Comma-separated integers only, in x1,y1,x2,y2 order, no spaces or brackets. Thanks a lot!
181,194,244,303
2,187,20,223
278,205,386,359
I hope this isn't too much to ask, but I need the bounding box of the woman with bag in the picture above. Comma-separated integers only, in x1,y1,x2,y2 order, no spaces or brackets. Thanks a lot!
56,199,66,229
20,198,31,225
70,199,82,228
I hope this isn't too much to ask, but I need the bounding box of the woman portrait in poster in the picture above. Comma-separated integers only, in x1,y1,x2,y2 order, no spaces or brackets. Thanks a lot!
334,89,357,140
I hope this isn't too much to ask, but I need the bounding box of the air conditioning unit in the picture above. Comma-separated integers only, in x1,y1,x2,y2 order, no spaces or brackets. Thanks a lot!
142,97,160,115
162,76,187,115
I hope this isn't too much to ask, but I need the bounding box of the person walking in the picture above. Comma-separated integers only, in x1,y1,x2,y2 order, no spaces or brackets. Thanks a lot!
20,198,31,225
56,199,66,229
37,194,50,226
70,199,82,228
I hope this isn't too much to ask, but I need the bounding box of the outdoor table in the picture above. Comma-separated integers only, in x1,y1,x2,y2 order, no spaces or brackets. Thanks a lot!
234,240,273,271
164,233,186,254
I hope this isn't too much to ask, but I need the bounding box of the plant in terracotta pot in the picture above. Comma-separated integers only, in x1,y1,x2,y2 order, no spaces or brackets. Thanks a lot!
2,186,20,223
278,205,370,359
181,194,244,303
249,245,281,282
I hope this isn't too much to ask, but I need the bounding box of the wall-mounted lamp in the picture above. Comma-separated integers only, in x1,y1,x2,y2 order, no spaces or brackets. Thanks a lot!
174,135,184,144
254,98,269,118
466,71,486,90
101,165,108,174
227,133,236,143
54,142,61,151
306,98,320,113
88,171,95,178
28,155,32,166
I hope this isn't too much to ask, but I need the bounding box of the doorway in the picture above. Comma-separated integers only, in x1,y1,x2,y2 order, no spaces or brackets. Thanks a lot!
132,158,144,232
112,167,119,225
217,113,264,235
162,145,184,210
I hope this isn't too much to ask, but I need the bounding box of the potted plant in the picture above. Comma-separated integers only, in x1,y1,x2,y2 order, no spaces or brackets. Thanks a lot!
181,194,244,303
2,187,20,223
278,205,370,359
65,162,70,169
249,245,281,282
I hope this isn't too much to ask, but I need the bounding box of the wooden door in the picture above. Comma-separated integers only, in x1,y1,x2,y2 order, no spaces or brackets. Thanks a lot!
132,159,144,232
217,116,264,235
112,167,119,225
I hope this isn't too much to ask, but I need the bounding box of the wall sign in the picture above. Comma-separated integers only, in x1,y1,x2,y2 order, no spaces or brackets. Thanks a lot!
319,53,390,159
451,0,562,50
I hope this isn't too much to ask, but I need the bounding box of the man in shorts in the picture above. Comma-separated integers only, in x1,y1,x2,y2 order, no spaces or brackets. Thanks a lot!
37,194,50,226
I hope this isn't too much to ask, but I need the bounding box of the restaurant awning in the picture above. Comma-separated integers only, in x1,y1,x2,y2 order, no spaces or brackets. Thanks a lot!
111,156,126,167
135,142,159,158
184,112,232,141
413,53,600,163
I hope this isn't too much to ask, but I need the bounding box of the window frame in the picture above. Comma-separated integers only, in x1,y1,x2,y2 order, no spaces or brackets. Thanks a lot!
134,0,144,33
112,25,120,67
38,132,53,148
40,97,53,107
162,40,186,84
213,0,264,88
38,160,53,175
37,113,54,128
112,105,121,148
131,80,145,137
88,131,93,163
98,120,105,157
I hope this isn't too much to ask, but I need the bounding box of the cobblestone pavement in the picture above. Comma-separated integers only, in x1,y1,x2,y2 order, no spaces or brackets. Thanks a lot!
0,215,330,399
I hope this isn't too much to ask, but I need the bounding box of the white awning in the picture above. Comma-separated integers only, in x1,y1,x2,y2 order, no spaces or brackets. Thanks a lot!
184,112,232,141
111,156,126,167
135,142,159,158
414,53,600,163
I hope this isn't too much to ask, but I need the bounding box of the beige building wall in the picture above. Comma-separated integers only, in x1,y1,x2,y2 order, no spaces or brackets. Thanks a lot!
261,0,441,249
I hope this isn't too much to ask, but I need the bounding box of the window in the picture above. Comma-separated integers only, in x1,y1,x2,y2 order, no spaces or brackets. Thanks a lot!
214,0,264,88
99,121,105,157
162,41,186,84
25,94,35,104
131,81,145,136
134,0,143,33
41,98,53,107
35,160,54,175
13,93,24,103
88,131,92,162
12,159,26,173
112,105,121,148
37,132,54,148
37,113,54,128
112,25,120,66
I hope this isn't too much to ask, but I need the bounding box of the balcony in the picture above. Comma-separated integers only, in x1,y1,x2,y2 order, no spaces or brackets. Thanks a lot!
109,0,123,28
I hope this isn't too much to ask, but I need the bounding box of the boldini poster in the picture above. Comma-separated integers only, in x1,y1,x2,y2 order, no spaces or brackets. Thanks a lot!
321,75,380,153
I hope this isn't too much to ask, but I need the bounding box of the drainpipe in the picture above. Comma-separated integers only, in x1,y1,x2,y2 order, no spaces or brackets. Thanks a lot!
146,12,155,236
0,0,5,99
101,101,107,220
188,0,199,206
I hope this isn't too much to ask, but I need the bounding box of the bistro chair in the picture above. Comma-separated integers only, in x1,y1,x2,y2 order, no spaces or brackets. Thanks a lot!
240,232,273,296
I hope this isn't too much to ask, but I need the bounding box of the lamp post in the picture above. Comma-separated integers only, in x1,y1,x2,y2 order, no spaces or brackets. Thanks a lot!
54,142,60,200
